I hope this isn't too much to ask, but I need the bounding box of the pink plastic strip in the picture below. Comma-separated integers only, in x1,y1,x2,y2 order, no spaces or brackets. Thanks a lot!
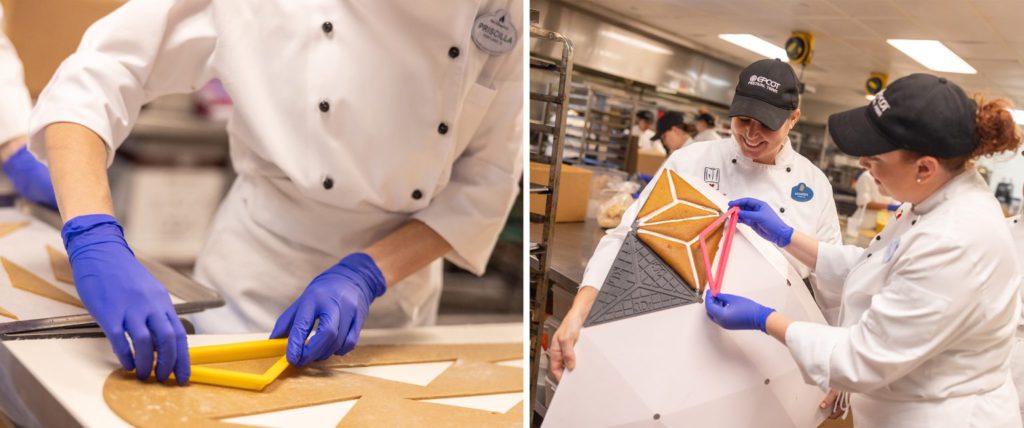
698,206,739,297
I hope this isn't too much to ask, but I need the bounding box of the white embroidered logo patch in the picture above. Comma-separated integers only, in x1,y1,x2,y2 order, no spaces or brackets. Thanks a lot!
872,90,890,117
747,74,780,94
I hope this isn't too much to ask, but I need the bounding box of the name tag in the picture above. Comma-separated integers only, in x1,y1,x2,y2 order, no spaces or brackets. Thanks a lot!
791,182,814,202
472,10,517,55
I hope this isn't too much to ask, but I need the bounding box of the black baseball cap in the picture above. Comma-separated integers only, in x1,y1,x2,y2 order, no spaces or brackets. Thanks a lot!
828,73,977,158
695,113,715,126
651,111,685,141
729,59,801,131
636,110,655,123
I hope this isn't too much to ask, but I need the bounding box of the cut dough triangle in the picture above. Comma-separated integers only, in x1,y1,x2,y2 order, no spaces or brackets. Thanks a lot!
636,233,700,288
0,221,28,239
671,172,718,211
221,399,357,428
638,172,673,219
2,257,84,308
645,201,717,223
419,392,522,414
46,245,75,285
495,359,523,368
334,361,453,387
638,216,718,243
339,394,522,428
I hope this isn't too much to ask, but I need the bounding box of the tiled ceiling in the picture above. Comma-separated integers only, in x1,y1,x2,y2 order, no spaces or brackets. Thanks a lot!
574,0,1024,111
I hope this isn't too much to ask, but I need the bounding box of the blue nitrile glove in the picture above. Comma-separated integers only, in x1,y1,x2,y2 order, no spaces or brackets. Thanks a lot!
62,214,189,384
270,253,386,367
886,203,901,212
2,145,57,209
704,291,776,332
728,197,795,247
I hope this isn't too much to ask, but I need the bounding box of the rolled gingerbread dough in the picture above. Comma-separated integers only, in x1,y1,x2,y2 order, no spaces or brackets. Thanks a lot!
104,343,522,427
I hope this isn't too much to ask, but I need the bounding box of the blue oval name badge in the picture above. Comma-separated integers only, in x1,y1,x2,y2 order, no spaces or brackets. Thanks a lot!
791,182,813,202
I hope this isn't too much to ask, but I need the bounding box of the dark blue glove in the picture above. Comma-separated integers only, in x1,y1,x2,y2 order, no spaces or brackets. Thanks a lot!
2,145,57,209
704,291,776,332
270,253,386,367
886,203,901,212
728,197,794,247
63,214,189,384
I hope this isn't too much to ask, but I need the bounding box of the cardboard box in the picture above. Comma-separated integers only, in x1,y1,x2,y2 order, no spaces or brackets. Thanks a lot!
636,148,667,175
3,0,126,97
530,161,592,223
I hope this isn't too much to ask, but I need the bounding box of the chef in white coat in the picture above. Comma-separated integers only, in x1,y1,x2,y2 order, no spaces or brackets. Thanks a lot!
549,58,842,381
692,112,721,142
634,110,663,154
845,169,897,240
28,0,522,385
0,4,56,209
705,74,1024,427
649,111,692,154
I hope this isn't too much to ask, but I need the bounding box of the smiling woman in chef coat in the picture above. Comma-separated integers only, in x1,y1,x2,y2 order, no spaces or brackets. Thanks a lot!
548,58,842,381
27,0,522,386
705,74,1024,427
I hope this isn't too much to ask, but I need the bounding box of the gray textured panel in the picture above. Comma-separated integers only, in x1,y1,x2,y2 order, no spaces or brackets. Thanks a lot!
584,231,700,327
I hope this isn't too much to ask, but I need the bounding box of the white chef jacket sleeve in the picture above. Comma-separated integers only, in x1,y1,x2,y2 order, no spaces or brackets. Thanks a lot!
815,181,844,246
580,184,645,290
813,241,863,288
411,39,523,275
0,5,32,145
27,0,216,166
785,233,987,392
807,179,847,316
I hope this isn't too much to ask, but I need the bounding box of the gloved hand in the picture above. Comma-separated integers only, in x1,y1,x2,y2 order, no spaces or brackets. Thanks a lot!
63,214,189,384
270,253,386,367
728,197,794,247
886,203,901,212
704,290,776,332
2,145,57,209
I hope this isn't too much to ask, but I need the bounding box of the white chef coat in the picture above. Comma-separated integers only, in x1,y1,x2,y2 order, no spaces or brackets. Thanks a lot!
582,137,842,314
636,128,665,155
846,170,893,238
0,5,32,145
27,0,523,332
1007,214,1024,417
693,128,721,142
786,170,1023,428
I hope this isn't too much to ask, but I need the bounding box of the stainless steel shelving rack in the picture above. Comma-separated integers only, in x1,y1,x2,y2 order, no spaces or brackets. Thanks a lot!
527,13,574,420
579,91,634,169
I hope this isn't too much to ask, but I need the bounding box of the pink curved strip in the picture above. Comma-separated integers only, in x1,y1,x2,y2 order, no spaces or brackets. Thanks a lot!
699,206,739,297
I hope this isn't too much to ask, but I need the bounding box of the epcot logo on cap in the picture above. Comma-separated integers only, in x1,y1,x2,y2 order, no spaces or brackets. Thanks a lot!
872,90,890,117
747,74,780,93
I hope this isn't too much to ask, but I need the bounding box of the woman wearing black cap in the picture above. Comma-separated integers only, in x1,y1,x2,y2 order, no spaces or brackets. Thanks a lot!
634,110,665,155
705,73,1024,427
692,112,721,142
